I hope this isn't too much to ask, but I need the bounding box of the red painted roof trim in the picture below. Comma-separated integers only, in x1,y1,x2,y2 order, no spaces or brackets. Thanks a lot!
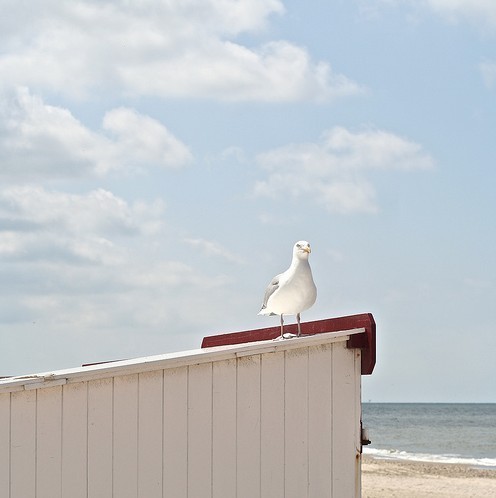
201,313,376,375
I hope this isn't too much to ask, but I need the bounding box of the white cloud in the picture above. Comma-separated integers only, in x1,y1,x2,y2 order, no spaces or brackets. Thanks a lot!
254,126,434,214
376,0,496,28
0,184,236,341
102,107,193,168
2,258,232,337
316,180,379,214
0,185,165,264
424,0,496,27
0,88,192,180
0,1,361,102
184,237,245,264
119,40,362,102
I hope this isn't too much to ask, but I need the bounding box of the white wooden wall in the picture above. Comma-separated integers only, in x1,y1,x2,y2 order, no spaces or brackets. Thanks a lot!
0,334,362,498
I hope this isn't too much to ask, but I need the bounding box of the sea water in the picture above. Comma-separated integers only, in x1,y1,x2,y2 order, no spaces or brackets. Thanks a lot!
361,403,496,468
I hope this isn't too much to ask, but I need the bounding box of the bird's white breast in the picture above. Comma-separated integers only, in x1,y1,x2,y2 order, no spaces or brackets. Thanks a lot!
266,262,316,315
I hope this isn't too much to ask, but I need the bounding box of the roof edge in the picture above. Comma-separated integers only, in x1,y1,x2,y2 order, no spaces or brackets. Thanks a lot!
0,330,360,393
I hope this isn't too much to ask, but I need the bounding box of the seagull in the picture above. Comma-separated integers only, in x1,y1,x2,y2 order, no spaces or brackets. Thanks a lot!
258,240,317,338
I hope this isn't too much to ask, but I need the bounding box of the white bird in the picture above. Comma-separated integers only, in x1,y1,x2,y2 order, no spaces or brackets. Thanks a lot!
258,240,317,338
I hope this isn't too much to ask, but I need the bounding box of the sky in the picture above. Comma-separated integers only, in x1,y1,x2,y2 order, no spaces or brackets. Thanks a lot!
1,0,495,402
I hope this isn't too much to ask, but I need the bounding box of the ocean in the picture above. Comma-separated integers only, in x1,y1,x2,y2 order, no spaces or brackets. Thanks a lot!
361,403,496,468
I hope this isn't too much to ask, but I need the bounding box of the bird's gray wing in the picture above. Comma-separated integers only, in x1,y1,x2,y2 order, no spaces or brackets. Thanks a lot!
260,274,280,313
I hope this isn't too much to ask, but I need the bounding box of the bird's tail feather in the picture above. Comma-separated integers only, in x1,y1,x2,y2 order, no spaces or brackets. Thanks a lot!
258,308,276,316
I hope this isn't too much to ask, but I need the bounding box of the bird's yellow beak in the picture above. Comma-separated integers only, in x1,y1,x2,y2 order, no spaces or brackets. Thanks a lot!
304,246,311,254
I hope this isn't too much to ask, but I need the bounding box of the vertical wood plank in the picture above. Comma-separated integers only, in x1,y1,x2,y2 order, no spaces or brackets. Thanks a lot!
0,393,10,498
187,362,213,498
237,354,261,498
88,378,113,498
11,389,36,498
212,359,237,497
260,351,285,498
284,347,309,498
113,374,138,498
62,382,88,498
37,385,63,498
163,366,188,498
138,370,163,498
308,344,332,498
331,342,357,498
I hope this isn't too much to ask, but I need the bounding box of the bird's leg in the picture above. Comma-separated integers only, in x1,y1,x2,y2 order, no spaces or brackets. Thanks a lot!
280,314,284,338
297,313,302,337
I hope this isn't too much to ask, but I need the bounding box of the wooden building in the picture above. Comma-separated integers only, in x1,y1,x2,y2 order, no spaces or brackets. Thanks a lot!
0,313,376,498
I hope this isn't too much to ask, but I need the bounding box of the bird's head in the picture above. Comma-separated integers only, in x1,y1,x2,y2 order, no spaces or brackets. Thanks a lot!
293,240,312,259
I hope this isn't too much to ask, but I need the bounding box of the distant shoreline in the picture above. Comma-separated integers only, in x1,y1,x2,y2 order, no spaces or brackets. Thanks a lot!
363,447,496,468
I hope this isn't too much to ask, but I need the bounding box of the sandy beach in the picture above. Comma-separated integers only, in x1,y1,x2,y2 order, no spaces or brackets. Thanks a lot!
362,455,496,498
